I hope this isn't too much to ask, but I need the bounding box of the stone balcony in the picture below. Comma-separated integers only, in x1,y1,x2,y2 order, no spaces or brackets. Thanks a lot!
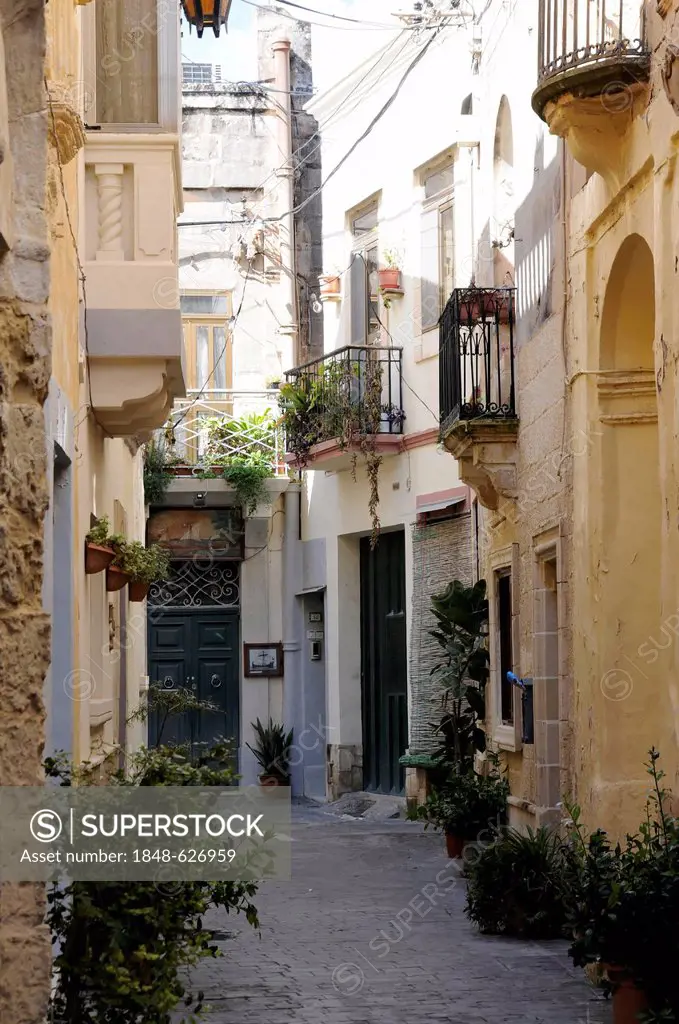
532,0,651,187
439,288,518,510
84,133,185,436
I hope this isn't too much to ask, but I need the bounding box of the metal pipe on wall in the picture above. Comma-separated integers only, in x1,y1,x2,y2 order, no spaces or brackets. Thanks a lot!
272,37,300,367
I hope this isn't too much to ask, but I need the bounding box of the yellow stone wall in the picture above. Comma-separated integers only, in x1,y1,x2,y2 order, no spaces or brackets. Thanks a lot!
45,0,148,768
480,0,679,839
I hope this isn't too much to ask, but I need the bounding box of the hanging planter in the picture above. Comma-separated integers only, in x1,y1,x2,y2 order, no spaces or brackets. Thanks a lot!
85,541,115,575
319,273,341,297
106,565,132,592
128,580,150,603
85,515,115,574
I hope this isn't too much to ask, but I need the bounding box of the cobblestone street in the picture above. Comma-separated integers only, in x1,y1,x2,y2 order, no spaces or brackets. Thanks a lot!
181,806,612,1024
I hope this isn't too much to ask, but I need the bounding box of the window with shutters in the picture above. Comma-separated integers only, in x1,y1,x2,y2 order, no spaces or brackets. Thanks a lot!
180,292,232,402
420,159,455,332
347,197,380,346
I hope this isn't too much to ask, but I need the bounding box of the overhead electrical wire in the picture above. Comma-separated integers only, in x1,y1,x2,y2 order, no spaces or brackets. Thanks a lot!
241,0,413,30
179,21,448,230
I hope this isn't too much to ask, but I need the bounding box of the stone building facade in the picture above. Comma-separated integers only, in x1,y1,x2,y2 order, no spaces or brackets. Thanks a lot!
0,1,52,1020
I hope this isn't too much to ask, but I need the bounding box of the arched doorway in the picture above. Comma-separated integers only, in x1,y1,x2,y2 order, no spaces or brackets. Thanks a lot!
592,233,665,832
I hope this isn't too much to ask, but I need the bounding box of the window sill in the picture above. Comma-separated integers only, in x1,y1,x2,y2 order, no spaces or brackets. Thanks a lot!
414,326,439,363
493,722,522,753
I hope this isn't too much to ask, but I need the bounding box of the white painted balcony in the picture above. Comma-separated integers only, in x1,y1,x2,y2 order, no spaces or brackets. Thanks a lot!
156,392,288,478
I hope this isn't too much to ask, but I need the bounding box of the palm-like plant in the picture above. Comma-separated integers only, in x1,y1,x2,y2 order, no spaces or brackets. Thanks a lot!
246,718,293,782
429,579,490,771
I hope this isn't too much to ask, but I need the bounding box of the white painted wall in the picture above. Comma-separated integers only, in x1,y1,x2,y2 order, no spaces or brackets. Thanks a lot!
301,3,550,757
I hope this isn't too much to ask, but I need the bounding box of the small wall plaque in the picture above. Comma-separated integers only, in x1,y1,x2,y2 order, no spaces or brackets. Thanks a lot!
244,642,283,678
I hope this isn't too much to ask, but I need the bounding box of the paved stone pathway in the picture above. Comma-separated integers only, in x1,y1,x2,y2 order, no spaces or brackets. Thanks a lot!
181,805,612,1023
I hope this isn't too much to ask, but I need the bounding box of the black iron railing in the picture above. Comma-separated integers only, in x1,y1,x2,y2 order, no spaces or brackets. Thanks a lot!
283,345,404,457
535,0,649,111
439,287,517,433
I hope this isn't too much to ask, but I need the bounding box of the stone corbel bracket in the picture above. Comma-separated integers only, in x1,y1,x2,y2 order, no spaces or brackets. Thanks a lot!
543,80,650,193
47,83,86,166
441,419,519,511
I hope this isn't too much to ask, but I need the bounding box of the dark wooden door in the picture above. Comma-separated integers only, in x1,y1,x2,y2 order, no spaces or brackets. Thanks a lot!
360,531,408,794
148,611,239,754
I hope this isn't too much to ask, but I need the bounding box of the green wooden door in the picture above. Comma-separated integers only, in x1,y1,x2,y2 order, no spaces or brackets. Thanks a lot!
360,531,408,794
147,611,239,754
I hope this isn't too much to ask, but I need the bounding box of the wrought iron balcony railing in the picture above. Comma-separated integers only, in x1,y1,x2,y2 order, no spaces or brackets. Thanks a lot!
282,345,404,461
155,392,288,477
439,288,517,434
533,0,650,118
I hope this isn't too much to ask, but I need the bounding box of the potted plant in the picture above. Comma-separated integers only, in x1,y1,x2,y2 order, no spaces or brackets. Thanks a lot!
113,541,171,602
412,767,509,858
105,535,132,592
378,249,403,293
319,270,341,297
565,749,679,1023
457,287,512,325
85,516,115,574
246,718,293,786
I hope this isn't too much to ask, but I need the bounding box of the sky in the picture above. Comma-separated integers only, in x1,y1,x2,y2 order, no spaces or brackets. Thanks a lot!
181,0,409,95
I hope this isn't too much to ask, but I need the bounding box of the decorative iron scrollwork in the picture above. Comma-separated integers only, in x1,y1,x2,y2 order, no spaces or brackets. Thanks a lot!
149,561,240,608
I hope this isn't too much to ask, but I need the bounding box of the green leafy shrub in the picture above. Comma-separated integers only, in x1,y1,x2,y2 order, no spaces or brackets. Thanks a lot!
465,825,573,939
112,540,171,584
223,453,273,515
46,734,259,1023
143,440,175,506
411,766,508,839
565,749,679,1019
202,410,280,467
86,516,111,546
429,579,490,772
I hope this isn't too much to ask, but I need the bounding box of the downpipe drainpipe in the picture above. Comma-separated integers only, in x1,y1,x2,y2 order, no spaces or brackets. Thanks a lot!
272,37,300,367
282,485,303,795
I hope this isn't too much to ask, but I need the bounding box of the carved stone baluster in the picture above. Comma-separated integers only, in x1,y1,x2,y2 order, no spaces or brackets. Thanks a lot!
94,162,124,261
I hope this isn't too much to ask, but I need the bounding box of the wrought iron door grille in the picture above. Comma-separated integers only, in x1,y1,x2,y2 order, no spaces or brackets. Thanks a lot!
148,560,240,608
439,287,517,433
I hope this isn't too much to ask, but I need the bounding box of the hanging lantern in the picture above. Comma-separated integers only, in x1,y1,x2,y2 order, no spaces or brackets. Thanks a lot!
181,0,232,38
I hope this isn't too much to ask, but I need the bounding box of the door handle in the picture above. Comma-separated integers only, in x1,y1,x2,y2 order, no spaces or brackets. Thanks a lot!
210,674,221,689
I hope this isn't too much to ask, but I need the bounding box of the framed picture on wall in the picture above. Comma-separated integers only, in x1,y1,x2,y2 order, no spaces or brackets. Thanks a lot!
244,643,283,678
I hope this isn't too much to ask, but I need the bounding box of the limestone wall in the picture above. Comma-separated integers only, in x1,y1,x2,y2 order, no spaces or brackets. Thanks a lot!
0,0,52,1019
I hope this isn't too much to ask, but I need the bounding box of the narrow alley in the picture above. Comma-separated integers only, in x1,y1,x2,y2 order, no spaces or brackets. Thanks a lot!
182,807,611,1024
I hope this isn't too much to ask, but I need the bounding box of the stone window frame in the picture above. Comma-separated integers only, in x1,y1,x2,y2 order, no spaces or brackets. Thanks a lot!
532,524,567,820
488,542,522,752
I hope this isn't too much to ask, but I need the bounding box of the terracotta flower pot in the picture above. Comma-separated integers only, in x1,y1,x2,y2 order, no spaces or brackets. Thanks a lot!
319,274,341,296
459,291,511,324
85,542,115,575
605,968,648,1024
378,267,402,292
259,774,290,787
106,565,132,592
445,832,465,859
128,580,150,602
